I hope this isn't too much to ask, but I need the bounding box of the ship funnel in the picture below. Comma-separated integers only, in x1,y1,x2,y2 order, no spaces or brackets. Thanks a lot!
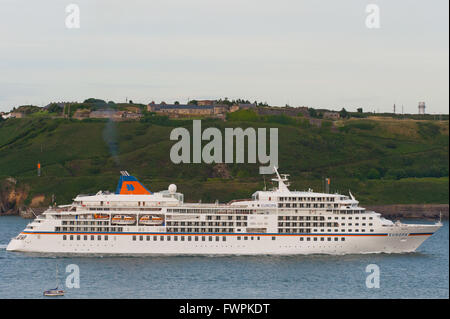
115,173,152,195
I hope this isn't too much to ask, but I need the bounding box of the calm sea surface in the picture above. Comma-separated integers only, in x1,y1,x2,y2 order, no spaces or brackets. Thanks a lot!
0,216,448,299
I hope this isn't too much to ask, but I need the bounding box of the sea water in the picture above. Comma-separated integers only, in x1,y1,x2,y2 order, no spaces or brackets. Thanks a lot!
0,216,448,299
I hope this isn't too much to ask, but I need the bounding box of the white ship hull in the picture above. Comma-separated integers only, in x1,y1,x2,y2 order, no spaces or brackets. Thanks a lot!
7,224,440,255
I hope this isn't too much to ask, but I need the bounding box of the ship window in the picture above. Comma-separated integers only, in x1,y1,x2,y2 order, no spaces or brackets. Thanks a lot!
222,236,226,241
98,235,101,240
70,235,73,240
132,235,136,241
341,237,345,241
153,236,157,241
215,237,219,241
237,236,241,240
139,236,143,241
188,236,191,241
314,237,317,241
272,237,276,240
174,236,178,241
307,237,311,241
300,237,304,241
257,237,260,240
63,235,67,240
181,236,185,241
91,235,94,240
334,237,338,241
320,237,324,241
327,237,331,241
202,236,205,241
209,236,212,241
105,236,108,241
195,236,198,241
84,235,87,240
146,236,150,241
167,236,171,241
160,236,164,241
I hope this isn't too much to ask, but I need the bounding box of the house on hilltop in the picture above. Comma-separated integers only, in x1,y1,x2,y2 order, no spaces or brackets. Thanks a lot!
147,102,230,118
10,112,25,118
88,109,142,121
323,111,340,120
197,100,216,106
73,109,91,119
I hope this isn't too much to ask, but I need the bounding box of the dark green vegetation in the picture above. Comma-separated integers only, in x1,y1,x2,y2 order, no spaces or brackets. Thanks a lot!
0,114,448,206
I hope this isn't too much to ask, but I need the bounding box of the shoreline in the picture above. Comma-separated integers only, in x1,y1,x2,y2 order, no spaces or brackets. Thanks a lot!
365,204,448,221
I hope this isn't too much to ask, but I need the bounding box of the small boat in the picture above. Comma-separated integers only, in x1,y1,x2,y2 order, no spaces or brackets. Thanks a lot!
43,265,65,297
139,215,163,225
43,288,65,296
111,215,136,225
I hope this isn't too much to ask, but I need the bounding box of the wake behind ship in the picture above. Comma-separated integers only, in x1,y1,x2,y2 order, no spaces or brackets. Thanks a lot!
7,169,442,255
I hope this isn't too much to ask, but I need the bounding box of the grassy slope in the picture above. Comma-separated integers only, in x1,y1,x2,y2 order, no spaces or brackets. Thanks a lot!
0,116,448,206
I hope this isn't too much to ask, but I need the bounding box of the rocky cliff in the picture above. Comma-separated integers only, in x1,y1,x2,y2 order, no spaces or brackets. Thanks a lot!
0,178,47,217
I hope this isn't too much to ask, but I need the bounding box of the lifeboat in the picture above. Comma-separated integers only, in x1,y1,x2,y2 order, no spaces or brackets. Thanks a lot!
111,215,136,225
139,215,164,226
94,214,109,220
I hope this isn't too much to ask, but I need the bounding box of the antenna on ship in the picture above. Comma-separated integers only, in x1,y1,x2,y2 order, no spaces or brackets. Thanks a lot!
272,167,290,192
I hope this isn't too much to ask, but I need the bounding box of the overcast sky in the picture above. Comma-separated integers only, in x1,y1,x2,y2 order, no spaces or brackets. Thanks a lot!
0,0,448,113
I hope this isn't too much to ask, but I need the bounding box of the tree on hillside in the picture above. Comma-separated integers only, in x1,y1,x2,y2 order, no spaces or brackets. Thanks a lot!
47,103,62,114
340,108,350,119
83,98,106,104
308,108,317,118
357,107,363,113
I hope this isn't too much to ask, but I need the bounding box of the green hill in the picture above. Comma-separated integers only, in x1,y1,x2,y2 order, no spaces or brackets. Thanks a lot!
0,114,448,208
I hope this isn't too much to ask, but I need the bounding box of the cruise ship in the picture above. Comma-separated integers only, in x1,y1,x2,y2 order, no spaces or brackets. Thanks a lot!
7,169,442,255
